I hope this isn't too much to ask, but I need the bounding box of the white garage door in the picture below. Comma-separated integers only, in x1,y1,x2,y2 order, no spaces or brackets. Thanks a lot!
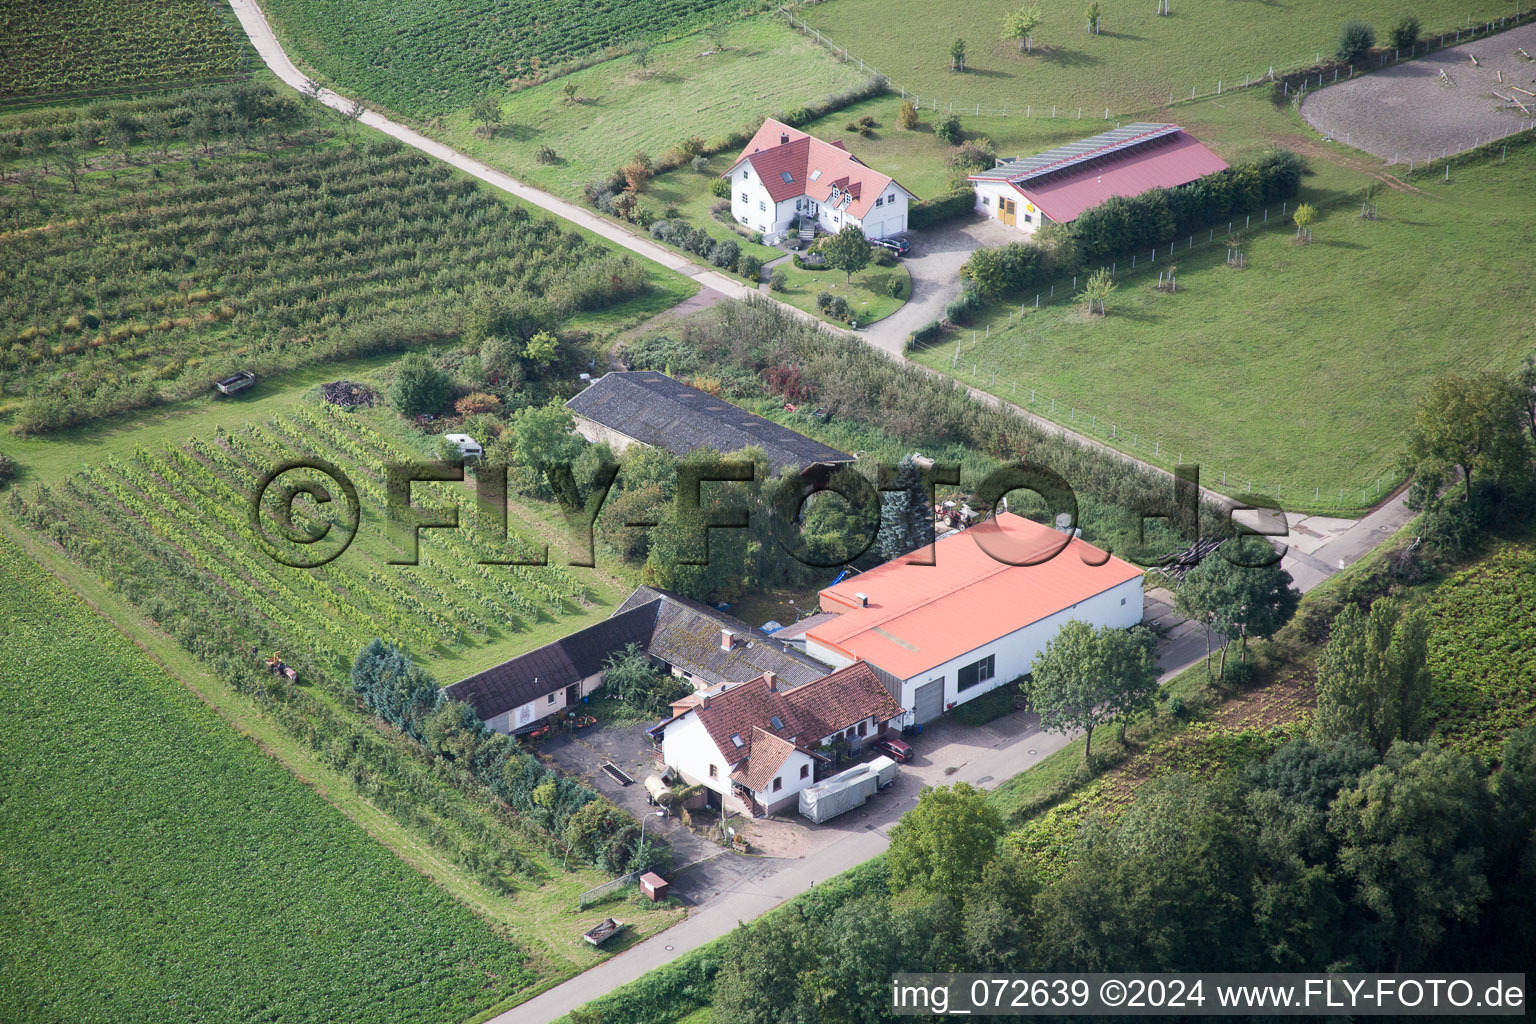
865,218,887,240
911,678,945,725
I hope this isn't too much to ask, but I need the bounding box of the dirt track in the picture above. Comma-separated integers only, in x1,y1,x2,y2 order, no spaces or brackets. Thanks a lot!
1300,21,1536,162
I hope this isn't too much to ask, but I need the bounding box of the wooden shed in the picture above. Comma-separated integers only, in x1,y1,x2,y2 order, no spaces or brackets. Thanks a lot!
639,872,670,902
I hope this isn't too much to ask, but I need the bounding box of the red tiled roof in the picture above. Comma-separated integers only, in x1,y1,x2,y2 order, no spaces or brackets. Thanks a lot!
724,118,911,221
808,513,1145,679
1011,131,1228,224
731,727,799,792
686,663,904,788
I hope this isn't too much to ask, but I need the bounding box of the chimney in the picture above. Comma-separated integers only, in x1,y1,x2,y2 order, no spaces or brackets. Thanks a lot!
721,629,736,652
764,671,778,692
854,592,868,608
780,132,789,144
699,693,710,710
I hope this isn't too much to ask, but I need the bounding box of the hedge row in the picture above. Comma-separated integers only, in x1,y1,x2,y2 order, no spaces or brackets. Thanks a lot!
1073,149,1304,264
908,187,976,230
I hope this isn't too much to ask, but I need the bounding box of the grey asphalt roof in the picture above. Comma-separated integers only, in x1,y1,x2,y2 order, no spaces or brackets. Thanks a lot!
969,123,1181,183
444,587,833,724
565,371,853,476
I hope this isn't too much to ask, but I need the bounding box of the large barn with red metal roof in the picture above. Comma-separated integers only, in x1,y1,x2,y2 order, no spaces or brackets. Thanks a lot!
967,123,1228,236
800,512,1146,727
723,117,915,242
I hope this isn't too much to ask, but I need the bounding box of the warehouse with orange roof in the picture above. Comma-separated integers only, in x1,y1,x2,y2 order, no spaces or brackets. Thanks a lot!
800,512,1146,726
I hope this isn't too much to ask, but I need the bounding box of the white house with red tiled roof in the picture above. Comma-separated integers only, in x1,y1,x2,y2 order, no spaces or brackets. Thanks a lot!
723,118,915,242
968,122,1228,237
654,662,904,816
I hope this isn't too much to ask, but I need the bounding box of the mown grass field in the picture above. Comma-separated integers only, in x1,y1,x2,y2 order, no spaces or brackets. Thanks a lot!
0,0,244,100
913,133,1536,509
440,17,870,199
0,533,534,1024
796,0,1518,116
770,259,911,324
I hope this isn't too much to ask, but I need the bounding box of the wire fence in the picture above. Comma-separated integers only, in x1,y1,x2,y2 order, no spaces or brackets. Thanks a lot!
917,197,1409,512
577,870,642,908
778,4,1531,124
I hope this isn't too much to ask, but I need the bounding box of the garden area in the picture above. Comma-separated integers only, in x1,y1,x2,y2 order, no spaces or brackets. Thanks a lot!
770,256,910,326
912,133,1536,510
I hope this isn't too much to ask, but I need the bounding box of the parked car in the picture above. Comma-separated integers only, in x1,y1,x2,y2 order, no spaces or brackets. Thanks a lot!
871,236,911,257
872,737,913,763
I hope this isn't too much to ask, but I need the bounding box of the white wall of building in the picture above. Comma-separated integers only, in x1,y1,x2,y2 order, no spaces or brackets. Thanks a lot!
759,748,817,815
661,712,748,812
880,576,1145,725
730,163,793,236
972,179,1047,236
730,163,911,240
485,671,603,734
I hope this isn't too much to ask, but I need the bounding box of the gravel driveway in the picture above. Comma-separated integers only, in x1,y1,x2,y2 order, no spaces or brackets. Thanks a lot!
862,216,1017,355
1300,22,1536,162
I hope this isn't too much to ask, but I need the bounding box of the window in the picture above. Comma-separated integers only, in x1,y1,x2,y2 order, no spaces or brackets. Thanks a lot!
741,170,748,179
740,192,748,203
738,216,748,225
1121,597,1127,605
781,171,794,183
875,197,884,207
810,169,822,181
1024,213,1033,223
772,777,782,792
982,196,991,206
887,192,896,204
758,201,766,212
857,721,867,737
770,715,785,731
709,764,718,778
957,654,996,692
730,733,744,748
546,693,556,704
800,764,809,779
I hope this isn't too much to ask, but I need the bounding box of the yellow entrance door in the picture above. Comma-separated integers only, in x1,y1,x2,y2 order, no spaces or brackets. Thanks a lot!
1001,198,1016,226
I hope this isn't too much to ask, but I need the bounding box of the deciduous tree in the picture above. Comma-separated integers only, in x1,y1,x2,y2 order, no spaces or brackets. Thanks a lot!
822,224,872,283
1313,598,1432,755
1402,370,1529,505
1024,620,1158,760
888,783,1004,900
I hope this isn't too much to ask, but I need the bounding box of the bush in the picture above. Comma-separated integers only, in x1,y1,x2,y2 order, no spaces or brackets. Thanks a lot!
815,291,835,313
0,450,17,488
952,684,1016,725
454,392,502,416
944,282,985,324
871,246,896,267
1418,494,1489,559
794,253,832,270
1335,20,1375,63
1388,15,1419,50
828,296,852,321
708,177,730,199
708,239,740,268
897,99,920,130
691,154,710,173
961,241,1047,298
769,266,788,292
935,113,963,145
947,138,997,174
735,253,762,280
908,187,976,229
888,276,905,298
907,320,942,347
389,352,451,417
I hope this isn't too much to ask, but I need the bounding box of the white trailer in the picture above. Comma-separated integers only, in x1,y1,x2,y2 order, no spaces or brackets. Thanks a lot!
799,758,899,823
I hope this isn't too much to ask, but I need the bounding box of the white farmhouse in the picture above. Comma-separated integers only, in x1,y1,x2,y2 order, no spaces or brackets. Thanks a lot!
654,662,904,816
793,512,1146,727
722,118,914,241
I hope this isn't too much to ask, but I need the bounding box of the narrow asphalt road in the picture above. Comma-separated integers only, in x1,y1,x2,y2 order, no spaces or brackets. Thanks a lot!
226,5,1417,1019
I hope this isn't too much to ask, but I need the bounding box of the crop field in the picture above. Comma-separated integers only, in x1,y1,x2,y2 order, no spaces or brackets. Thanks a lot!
795,0,1517,116
262,0,756,118
0,83,652,434
0,533,535,1024
13,400,612,677
1424,539,1536,764
442,17,869,199
0,0,244,100
915,139,1536,509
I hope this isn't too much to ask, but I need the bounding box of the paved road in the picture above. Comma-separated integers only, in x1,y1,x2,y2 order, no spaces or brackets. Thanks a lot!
227,5,1417,1018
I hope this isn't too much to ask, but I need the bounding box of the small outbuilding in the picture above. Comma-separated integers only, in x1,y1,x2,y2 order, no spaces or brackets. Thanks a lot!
639,872,670,902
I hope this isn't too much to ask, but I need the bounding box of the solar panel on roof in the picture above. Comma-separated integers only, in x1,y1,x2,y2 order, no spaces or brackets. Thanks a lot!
972,123,1181,183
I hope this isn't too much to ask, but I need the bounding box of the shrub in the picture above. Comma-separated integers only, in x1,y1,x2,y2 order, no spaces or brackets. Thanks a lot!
389,352,451,417
793,253,832,271
888,276,905,298
709,177,730,199
1389,15,1419,50
828,295,852,321
908,187,975,229
858,114,878,129
1335,20,1375,63
769,266,788,292
961,241,1047,298
944,282,985,324
535,145,557,164
815,291,835,312
649,219,674,241
454,392,502,416
735,253,762,280
947,138,996,173
708,239,740,268
907,320,942,347
0,450,16,488
934,113,963,145
691,154,710,173
845,120,860,132
871,247,895,267
897,99,920,130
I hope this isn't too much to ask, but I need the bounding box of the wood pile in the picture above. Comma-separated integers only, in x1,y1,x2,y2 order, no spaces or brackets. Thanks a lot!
321,380,379,409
